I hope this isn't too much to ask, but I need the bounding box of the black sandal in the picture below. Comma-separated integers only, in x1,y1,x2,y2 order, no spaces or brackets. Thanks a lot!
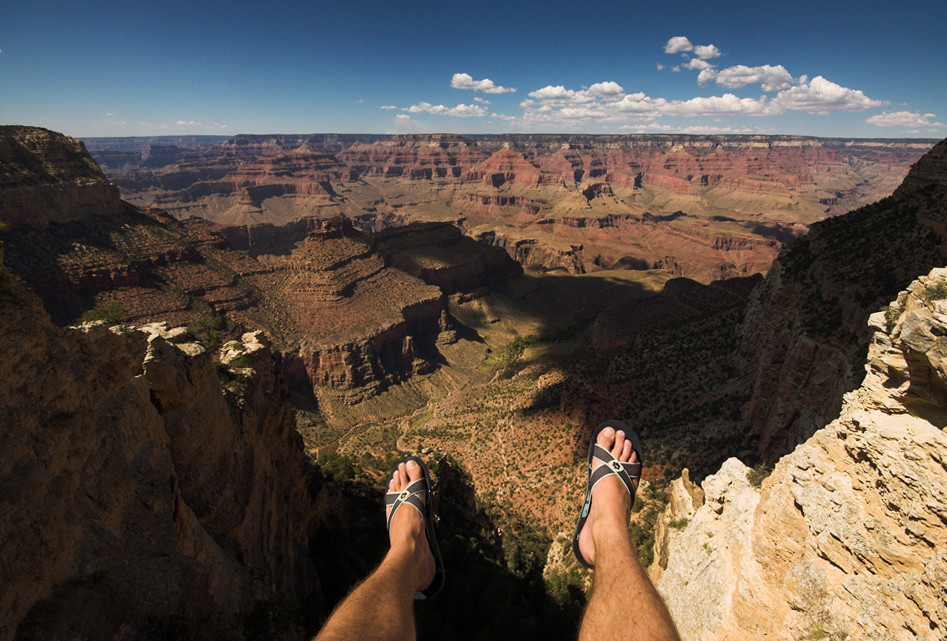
384,456,445,599
571,420,643,569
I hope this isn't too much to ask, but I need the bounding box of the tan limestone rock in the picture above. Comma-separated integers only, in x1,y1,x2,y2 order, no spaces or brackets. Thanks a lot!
655,268,947,640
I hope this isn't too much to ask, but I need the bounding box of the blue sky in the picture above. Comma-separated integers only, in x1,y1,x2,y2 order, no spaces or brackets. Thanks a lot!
2,0,945,138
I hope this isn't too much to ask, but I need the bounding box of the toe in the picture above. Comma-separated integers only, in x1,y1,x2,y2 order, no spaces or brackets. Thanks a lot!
620,438,633,462
596,426,616,449
405,459,423,483
612,430,626,458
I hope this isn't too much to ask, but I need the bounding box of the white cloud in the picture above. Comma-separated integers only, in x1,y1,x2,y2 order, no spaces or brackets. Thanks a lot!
664,36,693,54
176,120,201,125
395,114,411,120
682,58,714,71
588,81,625,97
772,75,883,113
106,112,113,116
656,63,665,71
619,122,757,134
474,97,491,104
406,102,488,117
700,64,794,91
108,120,126,125
491,113,517,121
668,94,774,117
693,44,721,60
451,72,516,94
529,85,580,101
357,99,364,104
379,105,397,110
866,110,945,128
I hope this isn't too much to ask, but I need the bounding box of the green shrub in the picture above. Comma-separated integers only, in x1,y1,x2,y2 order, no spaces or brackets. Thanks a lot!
922,280,947,301
79,300,127,324
747,462,772,488
881,305,900,333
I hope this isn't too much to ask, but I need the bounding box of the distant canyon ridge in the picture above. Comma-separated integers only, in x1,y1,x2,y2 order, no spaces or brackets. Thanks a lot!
84,134,936,283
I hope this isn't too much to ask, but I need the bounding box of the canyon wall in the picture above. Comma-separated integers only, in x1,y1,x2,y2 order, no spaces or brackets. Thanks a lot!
739,138,947,459
0,240,315,640
85,133,935,282
654,268,947,641
0,126,123,227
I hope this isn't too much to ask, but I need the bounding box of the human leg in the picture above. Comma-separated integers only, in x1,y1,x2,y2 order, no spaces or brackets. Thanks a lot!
313,459,436,641
575,426,680,641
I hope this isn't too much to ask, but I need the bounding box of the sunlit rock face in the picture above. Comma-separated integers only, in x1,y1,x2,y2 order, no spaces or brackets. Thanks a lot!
654,268,947,641
87,133,935,282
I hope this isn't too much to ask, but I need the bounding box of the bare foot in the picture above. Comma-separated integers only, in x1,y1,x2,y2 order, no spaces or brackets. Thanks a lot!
577,427,639,568
386,460,436,595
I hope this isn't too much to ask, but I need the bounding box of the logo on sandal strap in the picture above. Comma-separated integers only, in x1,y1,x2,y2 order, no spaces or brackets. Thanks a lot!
610,460,623,472
398,490,410,501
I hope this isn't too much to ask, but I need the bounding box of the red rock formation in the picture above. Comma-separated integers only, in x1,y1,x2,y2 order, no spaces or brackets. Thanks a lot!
88,133,935,282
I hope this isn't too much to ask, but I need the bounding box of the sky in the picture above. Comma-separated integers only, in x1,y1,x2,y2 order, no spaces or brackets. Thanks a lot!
1,0,946,139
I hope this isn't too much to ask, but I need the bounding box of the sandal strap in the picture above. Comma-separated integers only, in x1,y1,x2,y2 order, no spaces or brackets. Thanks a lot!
590,443,641,496
385,478,427,531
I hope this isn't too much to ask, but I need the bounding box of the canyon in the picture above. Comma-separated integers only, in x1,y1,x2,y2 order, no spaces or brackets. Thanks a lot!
85,133,934,283
2,124,946,640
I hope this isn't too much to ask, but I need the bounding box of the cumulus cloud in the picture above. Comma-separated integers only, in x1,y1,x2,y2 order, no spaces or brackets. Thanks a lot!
451,72,516,94
395,114,411,120
682,58,714,71
866,110,945,128
664,36,693,54
588,81,625,97
772,75,883,113
656,63,665,71
379,105,397,110
699,64,794,91
693,44,721,60
474,97,491,104
406,102,488,117
176,120,201,125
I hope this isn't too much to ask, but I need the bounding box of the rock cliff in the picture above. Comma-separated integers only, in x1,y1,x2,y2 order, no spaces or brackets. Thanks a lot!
0,126,123,227
654,268,947,640
739,138,947,459
0,241,315,640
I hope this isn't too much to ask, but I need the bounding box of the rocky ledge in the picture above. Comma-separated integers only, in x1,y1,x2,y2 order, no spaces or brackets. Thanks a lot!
653,268,947,640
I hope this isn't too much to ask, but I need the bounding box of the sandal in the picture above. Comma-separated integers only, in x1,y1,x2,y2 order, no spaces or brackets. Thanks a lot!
384,456,445,599
571,420,643,569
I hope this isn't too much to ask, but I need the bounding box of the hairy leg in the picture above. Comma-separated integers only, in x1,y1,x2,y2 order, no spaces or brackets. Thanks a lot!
577,427,680,641
314,460,435,641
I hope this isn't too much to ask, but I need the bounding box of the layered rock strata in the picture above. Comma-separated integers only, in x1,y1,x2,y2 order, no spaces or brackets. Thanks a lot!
654,268,947,640
86,133,935,282
0,242,314,640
